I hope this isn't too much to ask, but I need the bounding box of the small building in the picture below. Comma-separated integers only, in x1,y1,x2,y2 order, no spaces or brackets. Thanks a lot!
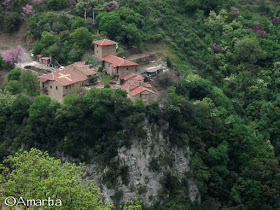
145,65,163,77
93,39,118,59
41,57,51,65
120,72,138,85
121,72,156,104
128,86,157,105
100,54,138,81
38,62,96,103
36,54,43,63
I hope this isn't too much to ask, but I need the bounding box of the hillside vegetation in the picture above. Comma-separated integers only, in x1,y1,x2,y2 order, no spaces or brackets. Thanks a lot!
1,0,280,209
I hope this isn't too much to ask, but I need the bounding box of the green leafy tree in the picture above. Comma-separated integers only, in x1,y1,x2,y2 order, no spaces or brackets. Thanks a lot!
67,43,85,64
10,94,32,124
0,148,113,209
5,80,21,95
3,12,21,33
46,0,67,11
20,71,39,96
233,38,267,65
69,27,93,49
7,68,21,81
96,12,122,40
85,55,100,67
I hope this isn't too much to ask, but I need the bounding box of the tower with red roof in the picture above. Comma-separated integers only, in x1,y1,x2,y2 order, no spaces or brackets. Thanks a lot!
93,39,118,59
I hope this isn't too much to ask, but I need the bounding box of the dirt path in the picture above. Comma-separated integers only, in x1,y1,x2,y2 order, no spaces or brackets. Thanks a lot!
0,40,18,53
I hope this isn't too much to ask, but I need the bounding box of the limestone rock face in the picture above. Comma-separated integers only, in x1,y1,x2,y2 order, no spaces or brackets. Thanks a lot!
77,121,201,207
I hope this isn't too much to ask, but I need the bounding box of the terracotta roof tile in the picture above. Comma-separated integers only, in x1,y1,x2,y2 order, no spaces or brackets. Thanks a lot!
36,54,43,57
129,86,155,97
120,72,137,81
121,84,127,90
93,39,118,46
39,68,87,86
70,62,97,76
100,54,138,67
134,75,144,80
144,83,152,88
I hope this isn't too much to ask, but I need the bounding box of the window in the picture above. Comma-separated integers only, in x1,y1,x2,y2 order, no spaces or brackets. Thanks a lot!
126,68,129,70
50,86,52,89
56,86,58,90
66,86,68,89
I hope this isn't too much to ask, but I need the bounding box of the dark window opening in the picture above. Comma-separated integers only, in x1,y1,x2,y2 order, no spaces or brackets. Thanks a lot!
56,86,58,90
50,86,52,89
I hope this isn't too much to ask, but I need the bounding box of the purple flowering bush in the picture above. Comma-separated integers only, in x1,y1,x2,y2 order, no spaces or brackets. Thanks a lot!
105,1,119,11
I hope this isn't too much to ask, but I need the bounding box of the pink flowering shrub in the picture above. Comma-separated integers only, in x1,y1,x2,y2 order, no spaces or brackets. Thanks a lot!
33,0,45,4
211,44,221,52
2,46,24,65
67,0,76,5
230,6,240,16
2,0,12,6
105,1,119,11
244,21,267,37
273,15,279,25
21,4,35,18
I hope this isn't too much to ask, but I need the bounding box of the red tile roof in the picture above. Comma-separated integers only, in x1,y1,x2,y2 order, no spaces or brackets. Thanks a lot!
134,75,144,80
95,82,104,88
144,83,152,88
129,86,155,97
42,57,50,60
121,72,137,81
93,39,118,46
69,62,97,76
39,68,87,86
36,54,43,58
100,54,138,67
121,84,128,90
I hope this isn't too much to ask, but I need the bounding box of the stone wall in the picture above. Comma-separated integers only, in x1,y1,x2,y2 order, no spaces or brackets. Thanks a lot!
94,44,116,59
118,66,136,79
41,80,64,103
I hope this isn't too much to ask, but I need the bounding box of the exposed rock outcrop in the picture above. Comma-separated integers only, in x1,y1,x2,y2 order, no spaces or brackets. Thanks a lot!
82,121,201,207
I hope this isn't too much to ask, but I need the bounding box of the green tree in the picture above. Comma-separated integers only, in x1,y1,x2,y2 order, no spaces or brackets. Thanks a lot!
7,68,21,81
69,27,93,49
46,0,67,11
85,55,100,67
0,148,113,209
3,12,21,33
67,43,85,64
5,80,21,95
20,71,39,96
233,38,267,65
10,94,32,124
96,12,123,40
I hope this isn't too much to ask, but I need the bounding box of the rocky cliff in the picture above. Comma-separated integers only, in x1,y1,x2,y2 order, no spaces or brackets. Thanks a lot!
82,120,201,207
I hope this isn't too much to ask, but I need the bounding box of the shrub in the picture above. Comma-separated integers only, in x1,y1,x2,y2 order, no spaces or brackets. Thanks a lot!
85,55,100,67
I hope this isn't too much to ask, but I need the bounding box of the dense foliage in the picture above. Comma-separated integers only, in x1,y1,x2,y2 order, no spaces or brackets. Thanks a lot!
1,0,280,209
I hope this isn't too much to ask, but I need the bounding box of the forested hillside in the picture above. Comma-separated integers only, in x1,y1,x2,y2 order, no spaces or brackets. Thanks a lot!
1,0,280,209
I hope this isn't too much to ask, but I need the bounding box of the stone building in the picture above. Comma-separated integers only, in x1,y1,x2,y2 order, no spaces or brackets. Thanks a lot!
93,39,118,59
100,54,138,81
93,38,157,104
93,39,138,81
39,62,96,103
121,73,156,105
